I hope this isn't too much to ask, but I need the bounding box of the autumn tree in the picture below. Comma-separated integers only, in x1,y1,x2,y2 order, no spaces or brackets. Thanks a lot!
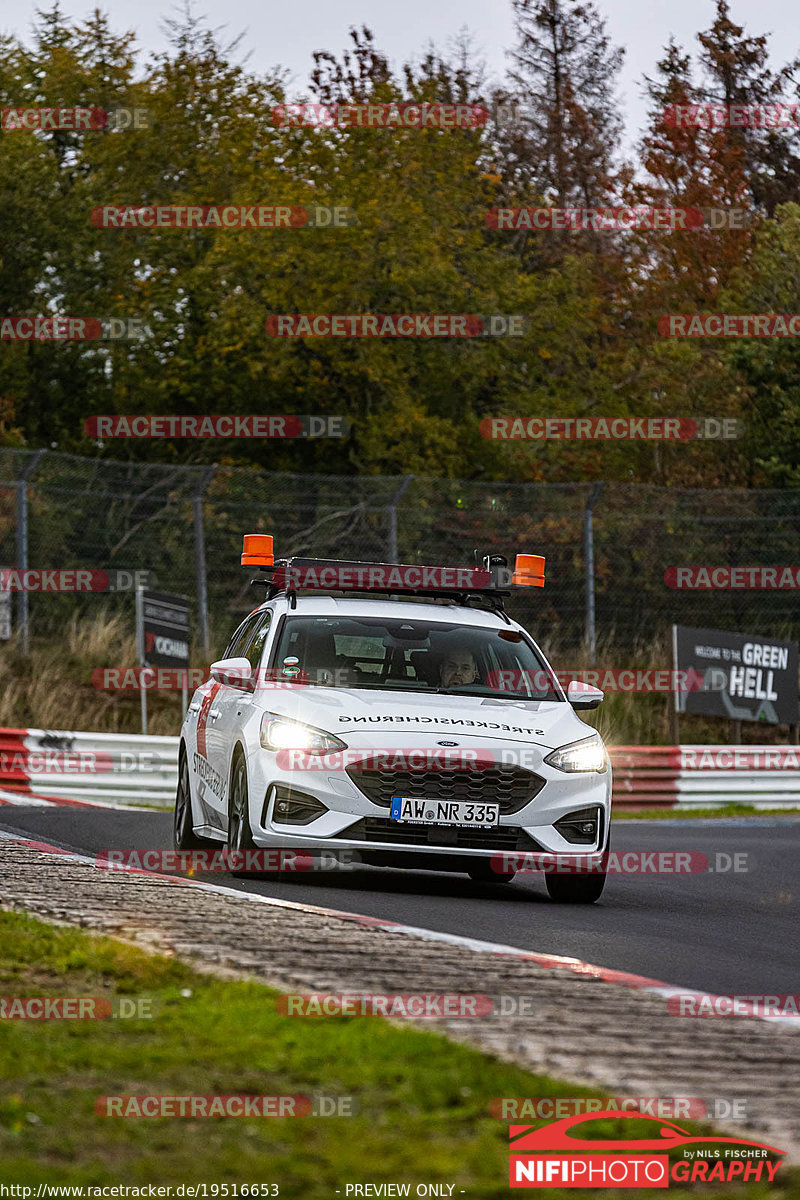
495,0,624,207
697,0,800,216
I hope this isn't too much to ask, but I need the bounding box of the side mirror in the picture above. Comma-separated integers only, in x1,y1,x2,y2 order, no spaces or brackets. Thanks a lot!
210,657,253,690
567,680,604,710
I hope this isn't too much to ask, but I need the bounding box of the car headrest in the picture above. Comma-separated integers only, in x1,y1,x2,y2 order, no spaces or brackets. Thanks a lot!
299,631,337,677
409,649,439,687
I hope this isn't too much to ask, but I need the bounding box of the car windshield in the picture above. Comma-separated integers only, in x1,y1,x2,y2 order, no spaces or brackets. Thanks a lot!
269,615,561,700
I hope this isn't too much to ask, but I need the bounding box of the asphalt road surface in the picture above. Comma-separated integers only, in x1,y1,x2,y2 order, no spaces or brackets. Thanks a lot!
2,806,798,997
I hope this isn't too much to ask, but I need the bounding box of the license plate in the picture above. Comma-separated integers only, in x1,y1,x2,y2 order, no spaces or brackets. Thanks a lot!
390,797,500,827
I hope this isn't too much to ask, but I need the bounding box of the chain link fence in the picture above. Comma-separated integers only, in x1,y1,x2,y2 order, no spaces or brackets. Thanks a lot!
2,449,800,655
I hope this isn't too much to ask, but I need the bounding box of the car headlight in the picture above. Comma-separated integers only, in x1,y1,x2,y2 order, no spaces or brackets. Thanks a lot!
259,713,347,754
544,735,608,773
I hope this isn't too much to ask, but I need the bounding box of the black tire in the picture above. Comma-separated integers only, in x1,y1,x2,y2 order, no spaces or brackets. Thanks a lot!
468,863,516,884
546,829,611,904
226,749,258,875
173,748,214,850
545,868,606,904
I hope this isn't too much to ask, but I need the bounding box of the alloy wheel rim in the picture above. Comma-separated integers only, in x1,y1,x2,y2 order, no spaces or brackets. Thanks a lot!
230,761,246,849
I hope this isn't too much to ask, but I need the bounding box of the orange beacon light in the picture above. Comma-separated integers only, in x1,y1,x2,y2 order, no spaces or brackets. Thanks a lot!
512,553,545,587
241,534,274,567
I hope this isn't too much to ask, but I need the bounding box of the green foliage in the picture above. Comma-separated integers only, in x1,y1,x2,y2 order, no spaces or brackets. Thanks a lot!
1,4,800,488
2,908,796,1196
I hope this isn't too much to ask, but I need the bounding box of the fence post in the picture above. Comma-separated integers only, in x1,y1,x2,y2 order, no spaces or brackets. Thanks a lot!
16,449,45,656
584,483,603,666
193,465,217,651
386,475,414,563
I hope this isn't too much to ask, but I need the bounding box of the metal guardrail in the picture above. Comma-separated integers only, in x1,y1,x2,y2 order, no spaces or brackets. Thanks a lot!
1,729,798,810
0,727,178,807
610,746,800,808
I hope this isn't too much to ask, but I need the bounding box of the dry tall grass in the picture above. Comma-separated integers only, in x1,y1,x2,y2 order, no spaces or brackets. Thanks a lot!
0,612,786,744
0,609,193,735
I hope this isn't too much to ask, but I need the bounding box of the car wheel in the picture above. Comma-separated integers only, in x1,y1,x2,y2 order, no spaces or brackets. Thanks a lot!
546,831,610,904
226,749,258,874
468,863,516,884
545,867,606,904
173,748,214,850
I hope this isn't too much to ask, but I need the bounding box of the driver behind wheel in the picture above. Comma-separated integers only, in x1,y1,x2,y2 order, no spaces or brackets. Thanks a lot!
439,651,479,688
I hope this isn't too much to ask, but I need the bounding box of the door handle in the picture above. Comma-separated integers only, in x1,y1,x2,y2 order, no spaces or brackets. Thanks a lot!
210,709,221,721
188,703,201,713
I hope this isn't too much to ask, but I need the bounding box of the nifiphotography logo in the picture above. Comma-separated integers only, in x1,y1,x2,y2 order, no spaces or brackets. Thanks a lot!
508,1111,785,1188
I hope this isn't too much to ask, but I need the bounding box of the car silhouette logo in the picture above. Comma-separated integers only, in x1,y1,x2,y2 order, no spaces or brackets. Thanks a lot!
509,1112,785,1155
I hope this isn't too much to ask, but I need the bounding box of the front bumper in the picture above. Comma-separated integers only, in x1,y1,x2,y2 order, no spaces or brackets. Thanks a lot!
244,735,612,864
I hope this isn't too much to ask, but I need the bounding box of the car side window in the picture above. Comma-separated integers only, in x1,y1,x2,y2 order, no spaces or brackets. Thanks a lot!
224,611,262,660
243,610,272,670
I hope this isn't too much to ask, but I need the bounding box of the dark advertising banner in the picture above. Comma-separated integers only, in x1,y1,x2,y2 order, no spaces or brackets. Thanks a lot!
672,624,799,725
136,589,191,669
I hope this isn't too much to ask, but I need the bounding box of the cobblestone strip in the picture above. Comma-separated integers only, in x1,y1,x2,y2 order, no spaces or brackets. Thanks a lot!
1,836,798,1160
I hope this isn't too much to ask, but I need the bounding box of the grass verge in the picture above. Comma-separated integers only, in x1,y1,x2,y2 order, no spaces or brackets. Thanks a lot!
0,909,796,1198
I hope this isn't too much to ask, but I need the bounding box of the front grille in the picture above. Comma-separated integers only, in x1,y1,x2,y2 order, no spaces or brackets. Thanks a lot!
345,765,545,815
338,819,543,851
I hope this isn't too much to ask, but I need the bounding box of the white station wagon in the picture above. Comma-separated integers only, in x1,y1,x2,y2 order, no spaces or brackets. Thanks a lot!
175,538,611,902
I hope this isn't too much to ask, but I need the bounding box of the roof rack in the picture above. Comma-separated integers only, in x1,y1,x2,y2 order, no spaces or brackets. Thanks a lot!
240,537,544,616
